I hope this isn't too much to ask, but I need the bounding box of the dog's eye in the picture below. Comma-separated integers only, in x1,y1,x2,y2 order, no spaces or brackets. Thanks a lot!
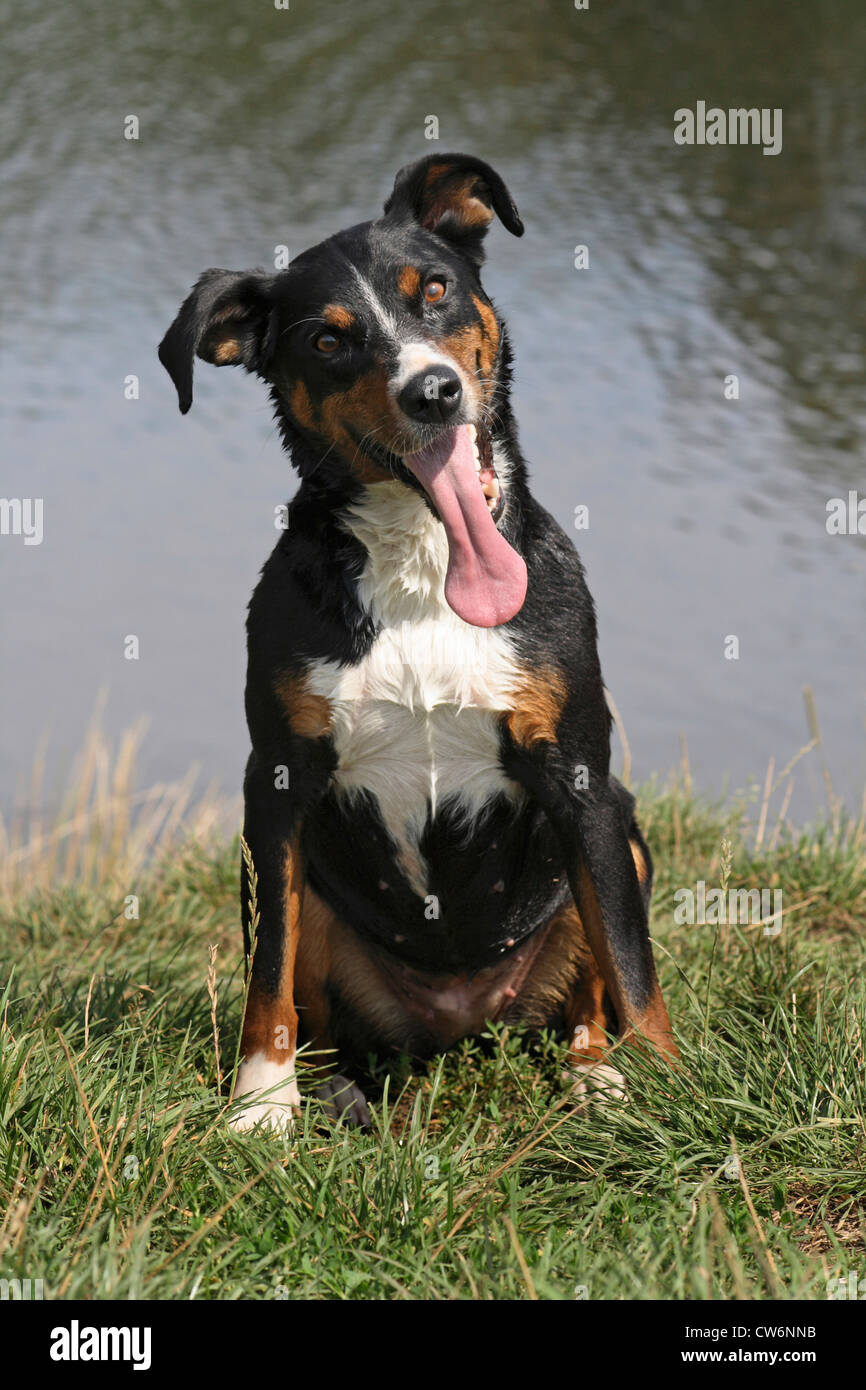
424,279,447,304
314,331,340,354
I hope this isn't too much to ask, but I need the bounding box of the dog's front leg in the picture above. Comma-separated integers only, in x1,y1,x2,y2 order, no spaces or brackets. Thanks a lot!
230,765,307,1134
565,786,677,1061
503,724,676,1064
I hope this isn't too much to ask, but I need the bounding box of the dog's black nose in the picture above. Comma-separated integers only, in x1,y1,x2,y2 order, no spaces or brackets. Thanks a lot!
397,367,463,423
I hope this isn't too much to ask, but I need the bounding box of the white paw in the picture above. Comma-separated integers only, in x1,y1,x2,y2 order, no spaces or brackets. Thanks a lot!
229,1053,300,1134
566,1060,628,1103
229,1096,299,1134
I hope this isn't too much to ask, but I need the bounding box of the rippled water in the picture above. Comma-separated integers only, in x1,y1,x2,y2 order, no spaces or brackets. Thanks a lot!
2,0,865,817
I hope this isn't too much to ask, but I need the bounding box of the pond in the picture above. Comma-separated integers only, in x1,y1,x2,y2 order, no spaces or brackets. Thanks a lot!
2,0,864,822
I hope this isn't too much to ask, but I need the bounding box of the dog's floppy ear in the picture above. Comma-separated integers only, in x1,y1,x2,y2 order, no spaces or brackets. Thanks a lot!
383,153,524,253
158,268,278,414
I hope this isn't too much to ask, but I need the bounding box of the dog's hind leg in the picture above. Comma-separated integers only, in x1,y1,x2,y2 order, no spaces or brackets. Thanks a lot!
292,887,373,1130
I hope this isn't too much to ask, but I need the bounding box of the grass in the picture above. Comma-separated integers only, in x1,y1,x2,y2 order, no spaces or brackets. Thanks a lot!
1,720,865,1300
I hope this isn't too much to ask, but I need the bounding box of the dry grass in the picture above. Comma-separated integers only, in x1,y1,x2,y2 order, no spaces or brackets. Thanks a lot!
0,695,240,906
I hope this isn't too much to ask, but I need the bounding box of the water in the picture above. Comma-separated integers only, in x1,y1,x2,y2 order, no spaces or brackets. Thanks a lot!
2,0,865,821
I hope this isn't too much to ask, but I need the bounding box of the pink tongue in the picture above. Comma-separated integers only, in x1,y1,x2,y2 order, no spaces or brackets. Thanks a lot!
405,426,528,627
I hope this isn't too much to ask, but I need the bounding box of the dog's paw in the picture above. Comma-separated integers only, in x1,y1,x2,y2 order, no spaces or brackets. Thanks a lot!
315,1073,371,1129
229,1055,300,1134
565,1060,628,1104
229,1099,297,1134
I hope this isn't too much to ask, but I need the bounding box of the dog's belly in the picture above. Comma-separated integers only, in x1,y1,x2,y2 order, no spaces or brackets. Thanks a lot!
325,909,558,1054
303,748,569,975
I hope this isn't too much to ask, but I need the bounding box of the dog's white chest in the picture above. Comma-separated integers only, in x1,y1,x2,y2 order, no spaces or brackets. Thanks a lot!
305,483,523,890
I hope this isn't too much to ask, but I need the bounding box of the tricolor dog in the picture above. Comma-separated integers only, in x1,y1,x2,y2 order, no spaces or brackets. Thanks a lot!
159,153,677,1131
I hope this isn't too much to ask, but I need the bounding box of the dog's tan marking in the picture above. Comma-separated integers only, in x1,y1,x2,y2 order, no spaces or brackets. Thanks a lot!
213,337,242,364
289,380,316,431
397,265,422,297
493,895,589,1028
322,304,355,330
471,294,500,376
630,836,649,885
575,862,677,1058
439,323,485,379
472,295,499,341
274,671,333,739
565,944,614,1064
438,305,500,397
422,170,494,232
237,837,304,1065
506,667,568,748
317,368,401,481
424,162,449,188
292,884,335,1052
295,885,409,1049
288,371,396,481
231,837,306,1132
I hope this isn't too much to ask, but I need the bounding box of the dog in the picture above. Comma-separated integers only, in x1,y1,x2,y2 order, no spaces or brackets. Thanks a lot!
159,153,677,1132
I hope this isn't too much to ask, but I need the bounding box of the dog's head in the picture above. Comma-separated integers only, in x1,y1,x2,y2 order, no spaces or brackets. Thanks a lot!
159,153,526,626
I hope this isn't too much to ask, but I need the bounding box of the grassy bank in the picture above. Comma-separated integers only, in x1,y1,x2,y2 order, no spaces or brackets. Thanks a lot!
1,738,865,1299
